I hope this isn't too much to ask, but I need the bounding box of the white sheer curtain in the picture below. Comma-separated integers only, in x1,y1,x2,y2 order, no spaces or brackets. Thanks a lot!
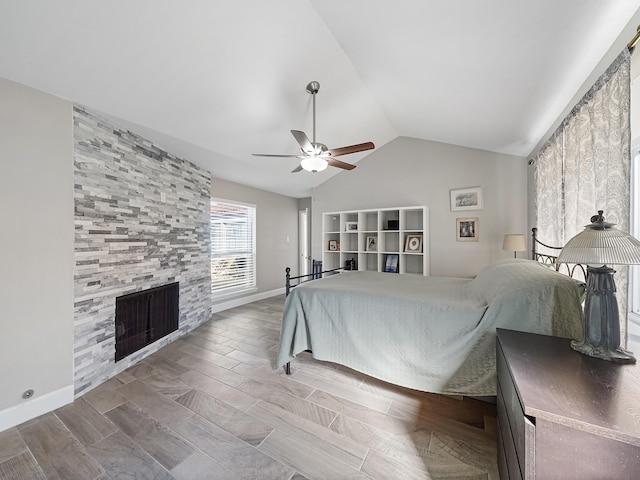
534,131,564,250
535,49,631,336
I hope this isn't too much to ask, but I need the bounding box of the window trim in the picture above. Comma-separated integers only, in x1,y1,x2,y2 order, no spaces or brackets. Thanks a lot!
210,197,257,300
628,149,640,351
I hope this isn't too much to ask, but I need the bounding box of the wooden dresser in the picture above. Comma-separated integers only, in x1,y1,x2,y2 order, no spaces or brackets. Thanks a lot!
496,328,640,480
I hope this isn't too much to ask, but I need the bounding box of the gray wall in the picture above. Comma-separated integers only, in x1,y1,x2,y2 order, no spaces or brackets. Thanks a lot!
211,178,299,302
312,137,528,278
0,78,75,429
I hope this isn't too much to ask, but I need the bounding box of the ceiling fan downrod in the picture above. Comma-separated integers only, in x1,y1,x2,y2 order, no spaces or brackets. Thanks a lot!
306,81,320,146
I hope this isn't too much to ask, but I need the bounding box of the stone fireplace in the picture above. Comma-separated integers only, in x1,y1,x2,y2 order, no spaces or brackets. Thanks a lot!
73,106,211,397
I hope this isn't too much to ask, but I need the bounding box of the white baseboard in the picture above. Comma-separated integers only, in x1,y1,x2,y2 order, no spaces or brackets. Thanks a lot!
0,385,74,432
211,287,285,314
0,290,287,433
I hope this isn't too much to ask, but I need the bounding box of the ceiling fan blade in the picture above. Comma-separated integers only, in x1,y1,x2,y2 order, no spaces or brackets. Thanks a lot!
291,130,314,153
252,153,301,158
327,158,356,170
328,141,375,157
291,165,303,173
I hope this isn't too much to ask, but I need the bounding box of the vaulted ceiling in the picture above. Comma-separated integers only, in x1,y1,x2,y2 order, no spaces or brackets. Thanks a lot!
1,1,639,197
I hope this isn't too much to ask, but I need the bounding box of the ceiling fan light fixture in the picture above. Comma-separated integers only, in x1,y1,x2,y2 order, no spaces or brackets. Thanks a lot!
253,81,372,173
300,156,328,172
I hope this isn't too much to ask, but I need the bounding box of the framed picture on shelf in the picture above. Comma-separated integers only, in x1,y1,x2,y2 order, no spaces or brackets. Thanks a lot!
345,221,358,232
450,187,483,211
328,240,339,251
366,236,377,252
404,234,422,253
456,217,479,242
384,254,399,273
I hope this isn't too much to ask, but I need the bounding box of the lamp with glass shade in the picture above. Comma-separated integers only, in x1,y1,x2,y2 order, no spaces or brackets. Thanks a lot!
557,211,640,364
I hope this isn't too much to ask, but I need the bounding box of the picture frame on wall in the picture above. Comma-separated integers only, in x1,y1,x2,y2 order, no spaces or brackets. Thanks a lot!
456,217,479,242
404,234,422,253
450,187,483,211
328,240,339,251
366,236,377,251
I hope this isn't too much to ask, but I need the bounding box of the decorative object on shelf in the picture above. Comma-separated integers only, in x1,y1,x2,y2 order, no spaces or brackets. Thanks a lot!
345,258,356,270
386,220,399,230
450,186,483,211
366,236,377,251
404,234,423,253
328,240,339,251
384,254,399,273
557,210,640,364
345,221,358,232
502,234,526,258
456,217,479,242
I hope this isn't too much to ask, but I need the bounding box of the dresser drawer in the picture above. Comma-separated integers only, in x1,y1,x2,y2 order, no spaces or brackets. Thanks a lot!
497,339,535,479
497,384,522,480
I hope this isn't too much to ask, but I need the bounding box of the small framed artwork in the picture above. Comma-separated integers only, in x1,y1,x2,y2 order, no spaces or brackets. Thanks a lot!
366,236,377,252
450,187,483,211
456,217,479,242
404,234,422,253
345,221,358,232
384,254,399,273
328,240,339,251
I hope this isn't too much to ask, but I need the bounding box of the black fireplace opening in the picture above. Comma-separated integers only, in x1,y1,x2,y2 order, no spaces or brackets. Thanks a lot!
115,282,179,362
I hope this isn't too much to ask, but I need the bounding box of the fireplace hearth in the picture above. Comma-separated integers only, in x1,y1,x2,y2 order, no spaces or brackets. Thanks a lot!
115,282,179,362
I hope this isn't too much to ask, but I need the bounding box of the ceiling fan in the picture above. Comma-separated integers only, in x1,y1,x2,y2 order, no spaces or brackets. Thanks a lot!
252,81,375,173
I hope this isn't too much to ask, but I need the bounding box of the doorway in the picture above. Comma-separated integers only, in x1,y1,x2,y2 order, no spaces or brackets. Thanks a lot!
298,208,310,277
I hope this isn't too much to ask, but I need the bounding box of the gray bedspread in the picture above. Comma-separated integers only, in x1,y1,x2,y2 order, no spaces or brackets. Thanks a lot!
276,259,584,396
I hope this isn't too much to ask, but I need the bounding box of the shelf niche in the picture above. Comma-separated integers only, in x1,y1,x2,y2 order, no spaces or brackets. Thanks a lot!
322,206,429,276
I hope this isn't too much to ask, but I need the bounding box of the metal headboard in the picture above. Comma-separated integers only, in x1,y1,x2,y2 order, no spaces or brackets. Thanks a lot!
285,258,356,296
531,227,587,281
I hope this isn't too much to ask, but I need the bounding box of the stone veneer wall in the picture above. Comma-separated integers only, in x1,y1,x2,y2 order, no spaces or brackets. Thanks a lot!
73,106,211,397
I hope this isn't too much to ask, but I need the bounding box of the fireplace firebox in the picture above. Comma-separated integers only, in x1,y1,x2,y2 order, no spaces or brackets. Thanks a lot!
115,282,179,362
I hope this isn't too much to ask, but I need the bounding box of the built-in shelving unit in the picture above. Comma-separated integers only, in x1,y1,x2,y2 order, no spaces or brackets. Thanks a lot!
322,206,429,275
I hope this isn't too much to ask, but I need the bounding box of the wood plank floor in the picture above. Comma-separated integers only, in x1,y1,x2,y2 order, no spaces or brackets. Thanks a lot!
0,295,499,480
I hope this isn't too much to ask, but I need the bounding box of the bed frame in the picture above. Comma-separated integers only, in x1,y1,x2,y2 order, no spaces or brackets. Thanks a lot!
279,233,584,376
531,227,587,280
284,258,354,296
286,230,581,296
283,258,355,374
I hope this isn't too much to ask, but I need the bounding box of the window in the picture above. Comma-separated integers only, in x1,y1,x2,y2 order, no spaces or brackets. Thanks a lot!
627,150,640,354
630,151,640,325
210,199,256,297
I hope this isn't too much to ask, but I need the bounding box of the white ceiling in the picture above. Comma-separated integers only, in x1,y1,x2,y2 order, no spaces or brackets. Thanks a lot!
1,1,639,198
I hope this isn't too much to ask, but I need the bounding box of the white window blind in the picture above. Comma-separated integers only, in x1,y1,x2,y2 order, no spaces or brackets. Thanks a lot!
631,152,640,316
628,151,640,354
210,199,256,296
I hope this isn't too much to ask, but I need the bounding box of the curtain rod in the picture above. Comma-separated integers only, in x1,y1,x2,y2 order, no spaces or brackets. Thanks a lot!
628,25,640,51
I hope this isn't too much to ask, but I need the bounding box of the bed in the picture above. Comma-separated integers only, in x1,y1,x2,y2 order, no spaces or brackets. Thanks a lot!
276,256,585,396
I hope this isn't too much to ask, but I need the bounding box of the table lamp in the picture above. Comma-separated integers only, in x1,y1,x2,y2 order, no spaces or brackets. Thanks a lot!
557,211,640,364
502,234,526,258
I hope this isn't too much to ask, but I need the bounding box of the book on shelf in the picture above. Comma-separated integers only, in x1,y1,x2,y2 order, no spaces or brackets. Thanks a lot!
384,254,399,273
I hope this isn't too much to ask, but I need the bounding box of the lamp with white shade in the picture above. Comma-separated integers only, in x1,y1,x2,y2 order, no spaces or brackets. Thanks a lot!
557,210,640,364
502,234,526,258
